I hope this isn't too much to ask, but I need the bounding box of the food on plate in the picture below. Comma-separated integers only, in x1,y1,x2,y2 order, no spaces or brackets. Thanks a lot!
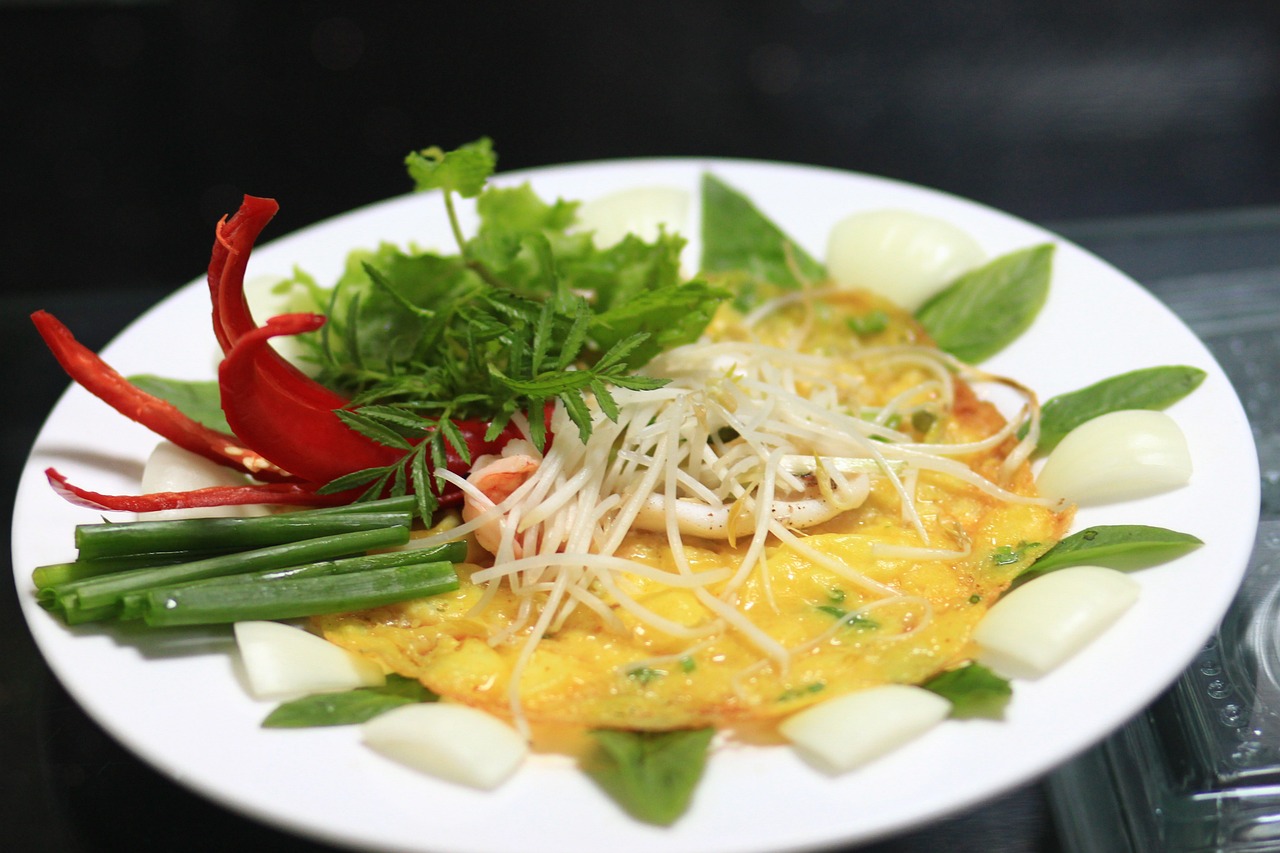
29,140,1207,825
313,280,1073,730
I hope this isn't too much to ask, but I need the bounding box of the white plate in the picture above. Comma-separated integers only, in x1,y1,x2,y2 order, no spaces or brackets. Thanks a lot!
12,158,1260,853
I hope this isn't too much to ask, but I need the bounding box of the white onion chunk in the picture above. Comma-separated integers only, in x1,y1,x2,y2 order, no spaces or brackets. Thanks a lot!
141,441,267,520
234,620,385,700
362,703,528,790
825,210,985,311
975,567,1140,679
576,186,690,248
1036,410,1192,505
779,685,951,774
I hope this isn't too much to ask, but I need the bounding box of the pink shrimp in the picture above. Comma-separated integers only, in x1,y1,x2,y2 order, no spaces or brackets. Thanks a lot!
462,451,540,557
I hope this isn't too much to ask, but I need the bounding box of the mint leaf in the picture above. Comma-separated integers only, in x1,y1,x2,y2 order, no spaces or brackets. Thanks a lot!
404,138,496,198
588,279,729,367
476,183,578,241
584,728,714,825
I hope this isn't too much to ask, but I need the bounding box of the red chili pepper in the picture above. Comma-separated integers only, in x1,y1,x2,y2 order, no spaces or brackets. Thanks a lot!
208,194,275,353
219,312,403,483
208,195,524,491
208,195,350,409
45,467,343,512
33,195,528,514
30,309,293,482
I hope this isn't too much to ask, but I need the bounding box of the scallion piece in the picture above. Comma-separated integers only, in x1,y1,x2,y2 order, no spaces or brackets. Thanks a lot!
141,560,459,626
33,553,195,590
296,495,420,518
114,540,467,620
54,525,412,617
72,510,412,561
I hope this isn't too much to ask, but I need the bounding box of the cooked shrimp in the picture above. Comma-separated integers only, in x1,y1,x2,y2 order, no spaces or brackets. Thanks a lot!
463,448,541,557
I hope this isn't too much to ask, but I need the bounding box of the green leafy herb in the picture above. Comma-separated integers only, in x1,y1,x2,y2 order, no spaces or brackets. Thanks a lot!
627,666,666,684
815,604,878,630
778,682,826,702
699,173,824,290
404,138,496,198
289,140,730,515
991,545,1021,566
1019,524,1203,580
916,243,1054,363
847,309,890,336
1033,365,1207,452
262,675,437,728
127,375,230,433
922,663,1012,718
990,541,1041,571
910,409,937,435
583,728,714,825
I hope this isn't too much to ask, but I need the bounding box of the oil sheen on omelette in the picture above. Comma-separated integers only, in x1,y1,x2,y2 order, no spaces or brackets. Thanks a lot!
314,288,1072,732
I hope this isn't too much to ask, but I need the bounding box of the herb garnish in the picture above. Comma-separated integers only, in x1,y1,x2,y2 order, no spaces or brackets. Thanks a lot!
292,139,728,516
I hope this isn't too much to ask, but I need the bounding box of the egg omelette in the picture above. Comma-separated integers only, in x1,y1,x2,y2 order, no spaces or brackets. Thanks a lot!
313,289,1073,732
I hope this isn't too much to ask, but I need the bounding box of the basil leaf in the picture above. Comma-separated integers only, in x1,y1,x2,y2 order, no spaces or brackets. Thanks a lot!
916,243,1054,363
1035,365,1207,452
584,727,714,825
261,675,437,728
922,663,1012,719
127,375,230,434
1019,524,1203,580
699,173,824,289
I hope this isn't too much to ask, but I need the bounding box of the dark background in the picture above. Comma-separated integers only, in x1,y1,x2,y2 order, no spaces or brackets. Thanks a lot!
5,0,1280,302
4,1,1280,851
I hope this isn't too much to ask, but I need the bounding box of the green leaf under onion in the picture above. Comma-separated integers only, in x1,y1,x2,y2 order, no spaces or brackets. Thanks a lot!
1034,365,1207,452
922,662,1012,719
262,674,438,728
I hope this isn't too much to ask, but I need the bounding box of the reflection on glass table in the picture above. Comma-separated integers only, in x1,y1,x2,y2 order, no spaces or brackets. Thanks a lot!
1049,212,1280,853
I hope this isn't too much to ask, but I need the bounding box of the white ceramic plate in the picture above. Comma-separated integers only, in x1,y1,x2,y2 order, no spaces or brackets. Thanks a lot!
12,159,1260,853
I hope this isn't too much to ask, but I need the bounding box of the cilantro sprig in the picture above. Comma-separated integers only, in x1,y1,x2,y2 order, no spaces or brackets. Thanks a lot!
300,139,727,515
